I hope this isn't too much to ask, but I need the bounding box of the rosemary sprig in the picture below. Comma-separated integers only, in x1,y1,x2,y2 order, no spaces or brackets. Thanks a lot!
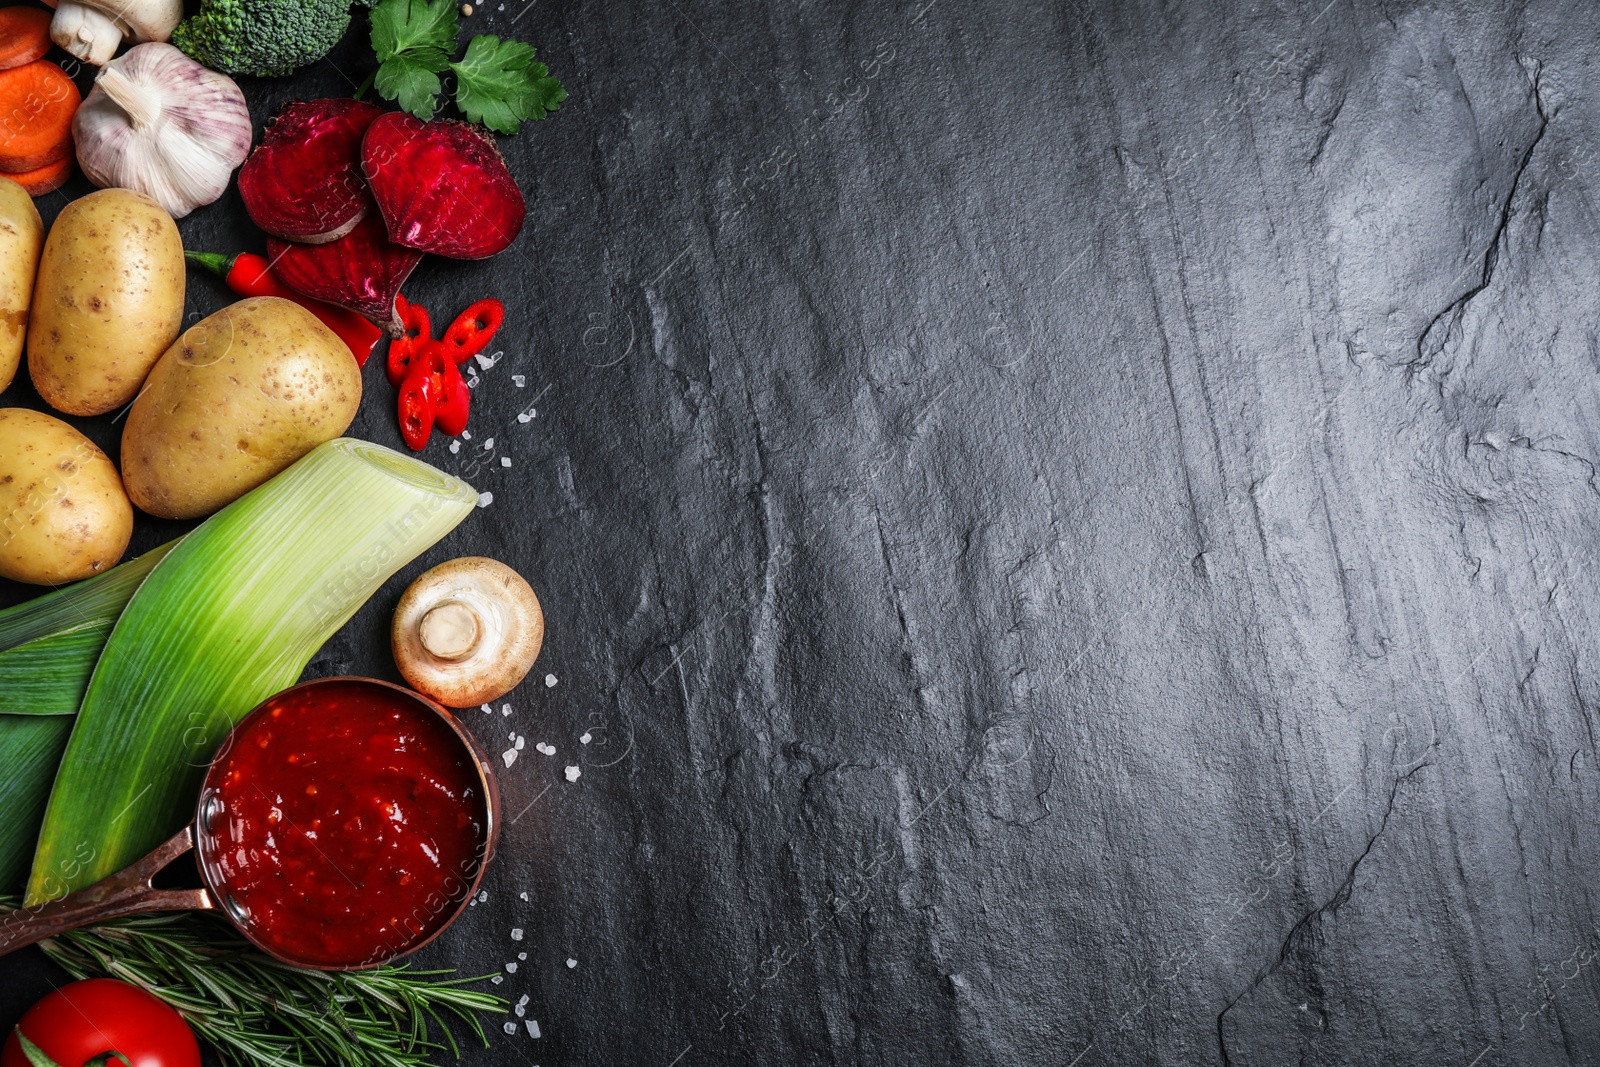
0,900,505,1067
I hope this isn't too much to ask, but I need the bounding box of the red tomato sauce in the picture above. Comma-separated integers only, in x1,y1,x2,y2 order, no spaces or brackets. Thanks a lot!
198,680,487,967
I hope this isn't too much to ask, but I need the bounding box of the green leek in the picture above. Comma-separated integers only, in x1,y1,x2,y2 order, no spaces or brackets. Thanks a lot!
27,439,477,905
0,544,177,890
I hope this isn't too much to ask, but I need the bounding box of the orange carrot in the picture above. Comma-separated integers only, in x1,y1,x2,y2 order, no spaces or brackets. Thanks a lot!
0,60,76,175
8,152,67,195
0,8,52,72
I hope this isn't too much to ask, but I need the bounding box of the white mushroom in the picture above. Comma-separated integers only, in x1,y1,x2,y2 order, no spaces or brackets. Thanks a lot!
41,0,184,66
392,557,544,707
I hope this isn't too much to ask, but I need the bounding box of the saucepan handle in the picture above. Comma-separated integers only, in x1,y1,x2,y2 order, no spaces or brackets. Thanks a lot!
0,825,214,957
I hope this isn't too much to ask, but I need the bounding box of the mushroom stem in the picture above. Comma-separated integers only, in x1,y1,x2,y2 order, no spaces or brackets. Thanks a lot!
419,600,482,661
50,1,126,66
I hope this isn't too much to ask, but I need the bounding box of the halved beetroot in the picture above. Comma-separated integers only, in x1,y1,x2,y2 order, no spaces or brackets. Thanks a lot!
239,99,384,244
363,114,526,260
268,210,422,335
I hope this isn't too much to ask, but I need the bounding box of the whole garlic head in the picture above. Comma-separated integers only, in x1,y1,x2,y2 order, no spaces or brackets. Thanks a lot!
73,43,252,218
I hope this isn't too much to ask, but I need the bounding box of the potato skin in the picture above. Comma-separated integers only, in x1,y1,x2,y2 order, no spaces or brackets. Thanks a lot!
0,407,132,585
121,297,363,520
0,178,42,395
27,189,184,416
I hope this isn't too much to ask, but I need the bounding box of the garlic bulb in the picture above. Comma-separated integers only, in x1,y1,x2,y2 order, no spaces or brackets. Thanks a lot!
73,43,252,219
41,0,184,66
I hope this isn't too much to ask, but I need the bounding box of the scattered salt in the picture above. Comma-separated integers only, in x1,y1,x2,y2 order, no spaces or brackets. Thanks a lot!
484,437,496,450
502,748,518,768
461,429,472,440
518,951,527,960
520,891,529,901
514,736,526,751
511,928,524,941
501,456,512,468
504,1022,517,1035
449,440,461,454
506,961,518,973
564,765,581,783
566,958,577,969
517,410,534,424
545,674,558,687
477,492,494,508
502,704,513,716
481,704,493,714
479,890,488,902
517,994,530,1008
513,375,526,387
526,1020,541,1039
491,975,503,984
579,732,592,745
536,742,555,755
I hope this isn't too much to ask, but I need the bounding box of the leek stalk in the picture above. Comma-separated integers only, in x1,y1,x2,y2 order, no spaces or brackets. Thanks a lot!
0,544,176,889
27,439,477,905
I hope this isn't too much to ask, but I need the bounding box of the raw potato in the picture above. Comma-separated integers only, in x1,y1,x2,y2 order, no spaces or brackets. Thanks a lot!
121,296,362,520
0,178,42,394
0,408,132,585
27,188,184,416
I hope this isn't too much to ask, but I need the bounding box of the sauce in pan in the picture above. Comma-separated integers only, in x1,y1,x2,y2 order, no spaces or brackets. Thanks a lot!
198,680,487,967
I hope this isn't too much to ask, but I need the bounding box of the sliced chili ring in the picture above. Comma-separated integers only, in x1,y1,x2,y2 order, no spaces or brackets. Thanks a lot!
386,295,434,388
397,362,437,451
434,355,471,437
442,299,505,363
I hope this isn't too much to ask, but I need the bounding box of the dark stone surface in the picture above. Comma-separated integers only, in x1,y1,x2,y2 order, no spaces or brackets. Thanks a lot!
5,0,1600,1064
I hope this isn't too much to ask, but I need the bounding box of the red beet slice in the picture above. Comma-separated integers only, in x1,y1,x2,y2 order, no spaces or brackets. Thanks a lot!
363,114,526,260
239,99,384,244
268,210,423,335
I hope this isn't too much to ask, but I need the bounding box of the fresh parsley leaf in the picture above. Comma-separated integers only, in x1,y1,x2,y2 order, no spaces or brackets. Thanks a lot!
451,35,568,134
375,54,445,118
369,0,457,116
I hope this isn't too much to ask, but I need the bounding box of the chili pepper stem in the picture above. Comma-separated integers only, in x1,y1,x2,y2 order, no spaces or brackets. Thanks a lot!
184,250,237,277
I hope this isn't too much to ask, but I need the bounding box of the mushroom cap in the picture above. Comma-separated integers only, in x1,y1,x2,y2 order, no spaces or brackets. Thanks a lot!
392,556,544,707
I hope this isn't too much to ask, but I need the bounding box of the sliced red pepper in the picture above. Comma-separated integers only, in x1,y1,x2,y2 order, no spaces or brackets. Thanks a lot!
442,298,504,363
430,345,471,436
386,294,433,386
186,250,385,367
397,362,436,451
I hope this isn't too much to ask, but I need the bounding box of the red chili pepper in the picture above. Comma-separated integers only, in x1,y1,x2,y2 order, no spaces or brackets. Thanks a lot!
428,343,471,436
397,362,436,451
386,294,433,387
185,250,385,367
441,298,504,363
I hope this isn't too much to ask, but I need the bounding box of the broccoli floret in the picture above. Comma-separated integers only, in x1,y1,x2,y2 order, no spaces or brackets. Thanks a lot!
173,0,356,78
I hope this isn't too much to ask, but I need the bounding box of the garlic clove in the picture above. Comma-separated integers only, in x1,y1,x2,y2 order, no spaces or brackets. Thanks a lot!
73,43,252,218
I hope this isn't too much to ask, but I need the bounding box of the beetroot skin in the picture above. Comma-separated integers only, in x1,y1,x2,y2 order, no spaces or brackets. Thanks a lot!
268,210,423,334
363,114,526,260
239,99,384,244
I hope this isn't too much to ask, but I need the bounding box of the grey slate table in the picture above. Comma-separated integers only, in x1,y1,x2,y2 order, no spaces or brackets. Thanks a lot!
5,0,1600,1064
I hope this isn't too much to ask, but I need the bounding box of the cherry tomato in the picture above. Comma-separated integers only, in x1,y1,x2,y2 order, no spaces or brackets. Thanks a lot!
0,980,199,1067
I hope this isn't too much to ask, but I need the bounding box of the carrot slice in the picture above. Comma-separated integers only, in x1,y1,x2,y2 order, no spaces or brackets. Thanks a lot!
0,60,78,174
6,153,68,195
0,8,52,72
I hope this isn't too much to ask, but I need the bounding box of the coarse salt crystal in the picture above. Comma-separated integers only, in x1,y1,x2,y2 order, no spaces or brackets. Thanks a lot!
512,928,524,941
479,890,488,902
477,492,494,508
518,951,527,960
536,742,555,755
481,704,493,714
502,704,513,716
506,961,518,973
449,440,461,454
517,994,530,1008
502,457,513,467
564,765,581,783
491,975,503,984
545,674,558,687
579,732,592,745
526,1020,541,1038
484,437,495,450
515,736,525,750
502,748,518,768
514,375,526,387
566,958,577,968
504,1022,517,1035
517,411,534,424
520,891,529,901
461,429,472,440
